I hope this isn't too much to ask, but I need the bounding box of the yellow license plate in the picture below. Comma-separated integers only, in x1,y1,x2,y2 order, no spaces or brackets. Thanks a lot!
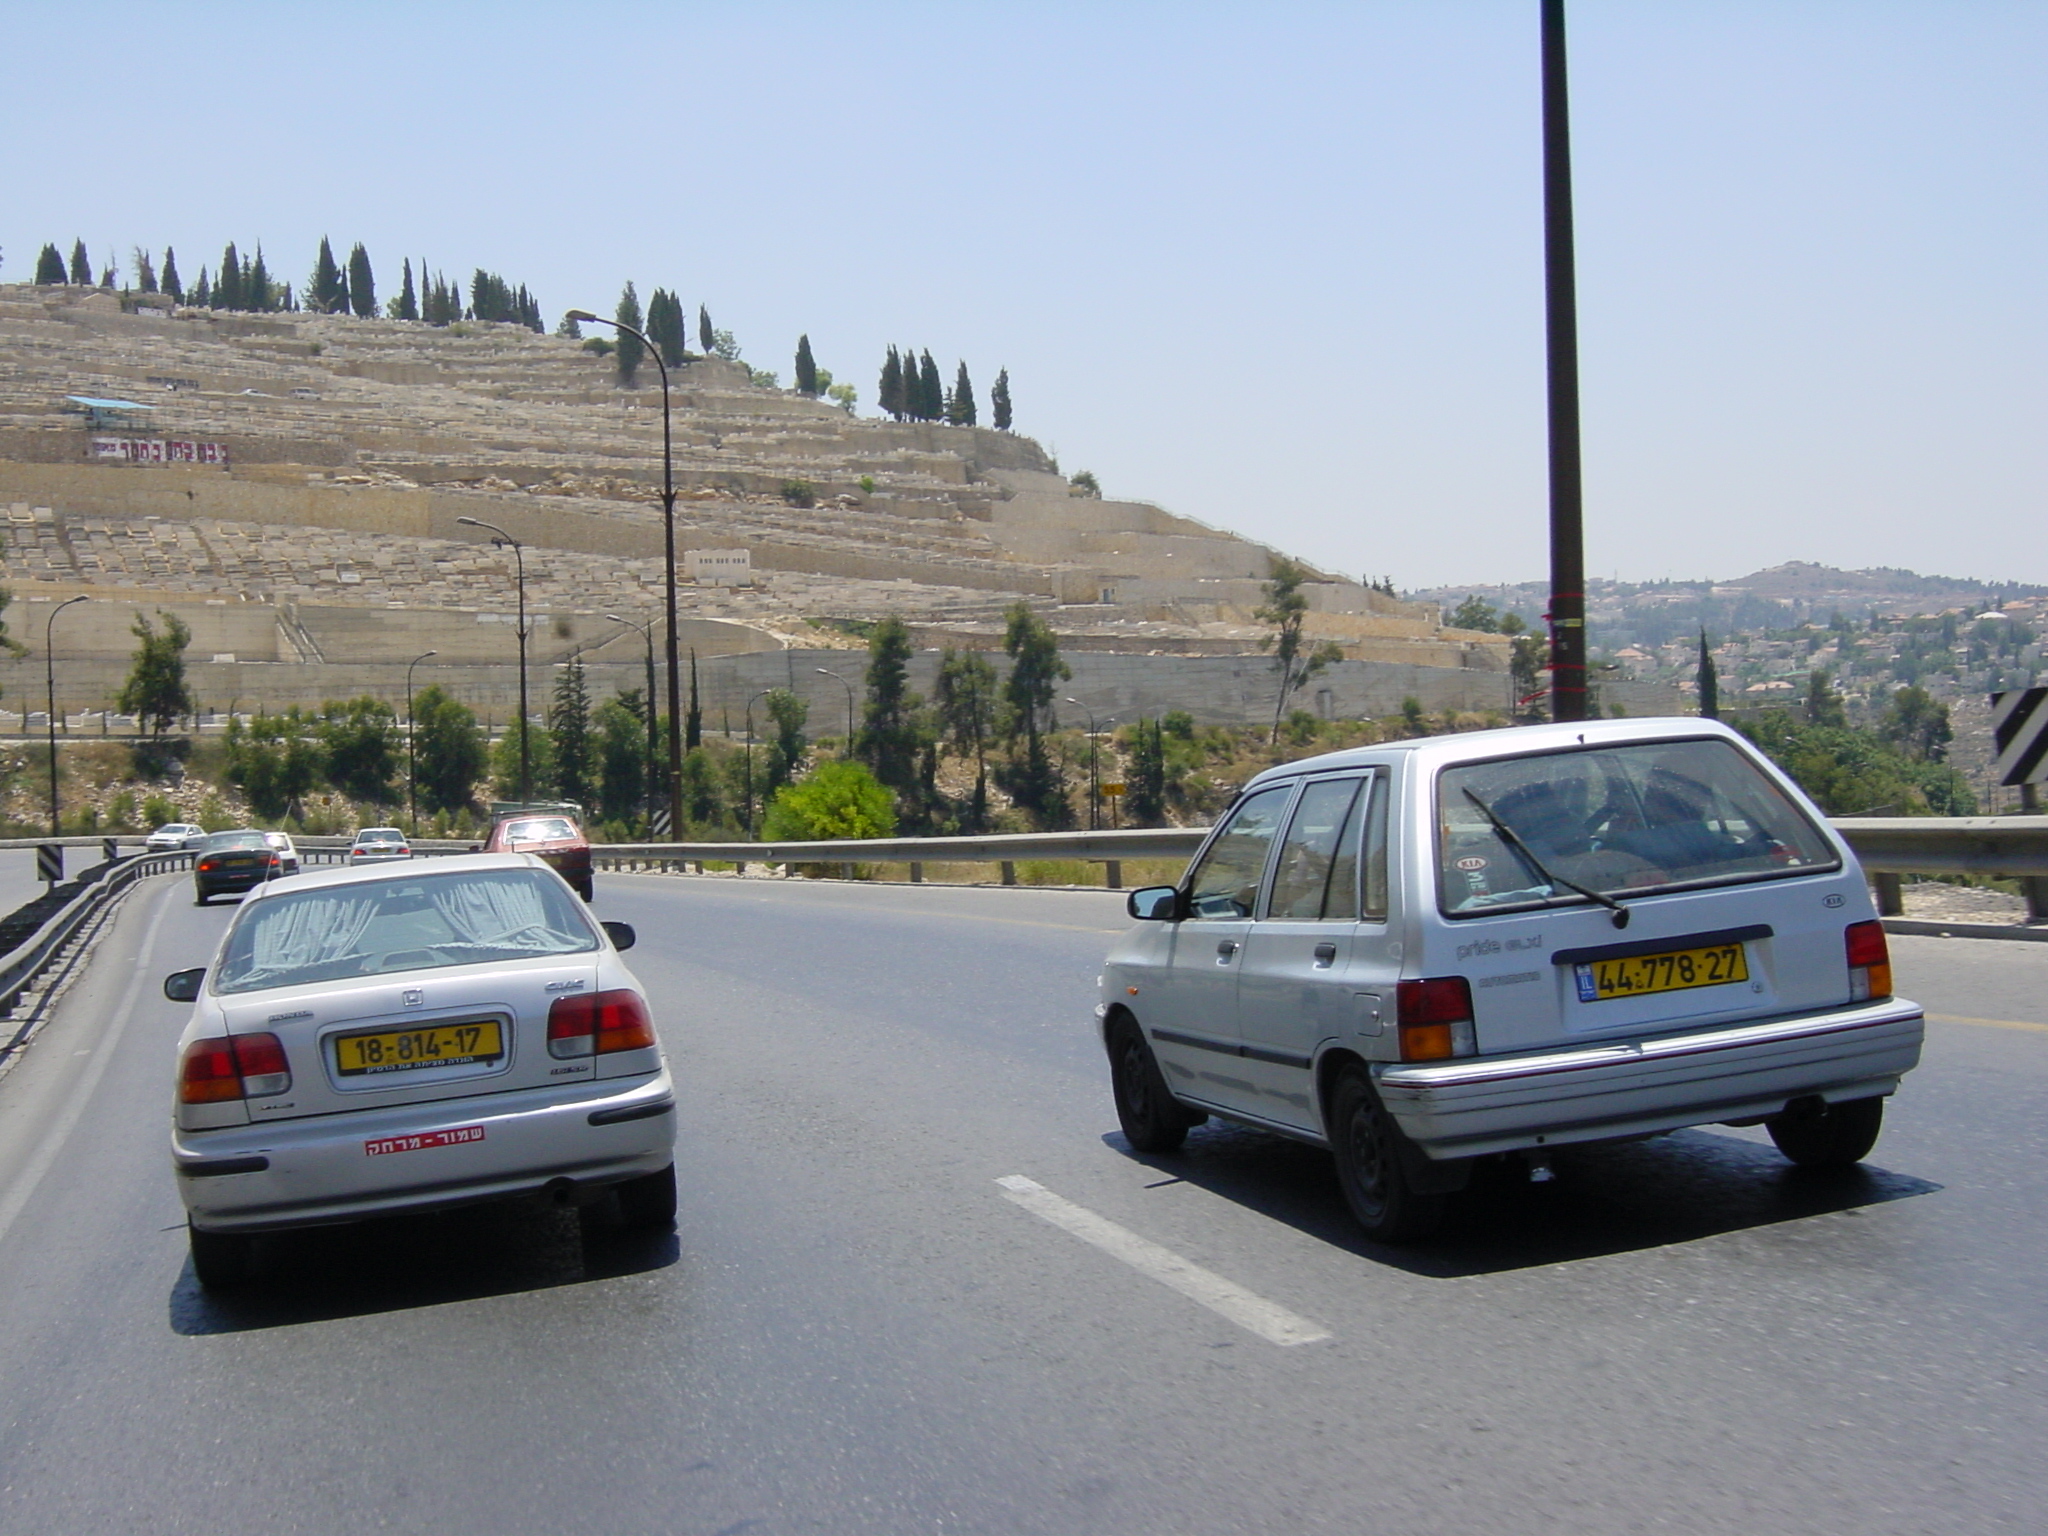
1574,942,1748,1003
335,1020,503,1076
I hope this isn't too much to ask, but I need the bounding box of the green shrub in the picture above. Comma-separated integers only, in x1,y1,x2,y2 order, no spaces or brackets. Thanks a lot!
780,479,817,509
761,760,896,842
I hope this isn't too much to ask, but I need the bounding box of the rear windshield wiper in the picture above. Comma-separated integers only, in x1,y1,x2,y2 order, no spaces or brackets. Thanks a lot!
1462,787,1631,929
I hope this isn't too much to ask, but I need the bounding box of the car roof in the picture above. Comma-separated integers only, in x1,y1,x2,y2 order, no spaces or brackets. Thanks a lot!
237,851,547,903
1238,715,1750,794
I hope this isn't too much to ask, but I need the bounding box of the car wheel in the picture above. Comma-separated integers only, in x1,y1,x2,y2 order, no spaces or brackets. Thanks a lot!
1328,1065,1442,1243
188,1227,256,1288
1107,1018,1192,1153
1767,1095,1884,1167
193,889,209,906
614,1164,677,1228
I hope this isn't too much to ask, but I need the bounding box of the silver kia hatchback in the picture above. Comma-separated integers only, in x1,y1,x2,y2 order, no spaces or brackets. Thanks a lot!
1099,717,1924,1241
168,853,676,1286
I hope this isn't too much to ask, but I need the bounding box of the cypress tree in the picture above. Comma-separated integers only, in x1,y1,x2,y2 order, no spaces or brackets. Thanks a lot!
991,367,1012,430
347,243,376,317
918,350,943,423
879,347,903,420
698,304,713,354
133,247,158,293
99,263,116,287
217,242,244,310
395,258,418,320
1698,629,1719,720
161,247,182,301
615,282,644,387
686,649,702,751
950,361,976,425
310,236,344,313
191,267,211,307
34,244,65,285
68,240,91,285
249,246,274,311
794,334,818,396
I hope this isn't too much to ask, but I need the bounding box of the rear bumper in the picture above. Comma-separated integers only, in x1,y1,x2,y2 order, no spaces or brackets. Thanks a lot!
173,1069,676,1233
1373,997,1924,1160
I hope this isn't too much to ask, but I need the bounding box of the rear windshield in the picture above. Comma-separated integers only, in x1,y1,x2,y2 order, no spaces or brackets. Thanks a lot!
1437,737,1838,917
357,829,404,843
213,867,597,993
203,831,270,851
502,817,577,843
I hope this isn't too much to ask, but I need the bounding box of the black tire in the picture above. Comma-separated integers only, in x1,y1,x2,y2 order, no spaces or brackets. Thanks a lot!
188,1227,256,1289
193,889,209,906
1768,1095,1884,1167
1328,1066,1443,1243
614,1163,677,1228
1108,1018,1190,1153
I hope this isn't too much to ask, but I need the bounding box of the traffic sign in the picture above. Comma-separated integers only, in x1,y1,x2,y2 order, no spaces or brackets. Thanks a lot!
1099,783,1127,796
36,844,62,883
1991,688,2048,786
650,807,673,838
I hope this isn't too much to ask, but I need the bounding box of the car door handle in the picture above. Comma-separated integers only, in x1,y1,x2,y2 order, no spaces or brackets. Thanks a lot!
1216,940,1239,960
1313,943,1338,966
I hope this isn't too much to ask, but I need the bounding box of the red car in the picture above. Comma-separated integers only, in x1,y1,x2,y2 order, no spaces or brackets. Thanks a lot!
484,813,594,901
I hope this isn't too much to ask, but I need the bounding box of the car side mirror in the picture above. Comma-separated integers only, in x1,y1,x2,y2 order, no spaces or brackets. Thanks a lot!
1126,886,1181,921
601,920,636,951
164,968,205,1002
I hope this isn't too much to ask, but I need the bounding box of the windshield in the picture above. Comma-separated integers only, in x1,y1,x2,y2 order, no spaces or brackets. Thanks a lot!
213,867,598,993
502,817,577,844
1437,738,1838,916
203,831,269,851
357,829,404,843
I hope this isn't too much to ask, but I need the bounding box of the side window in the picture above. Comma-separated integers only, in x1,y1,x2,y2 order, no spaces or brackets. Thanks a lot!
1184,785,1294,920
1362,772,1389,921
1268,778,1365,921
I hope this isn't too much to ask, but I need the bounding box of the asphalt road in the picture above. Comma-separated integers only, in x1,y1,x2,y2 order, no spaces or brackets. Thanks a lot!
0,871,2041,1534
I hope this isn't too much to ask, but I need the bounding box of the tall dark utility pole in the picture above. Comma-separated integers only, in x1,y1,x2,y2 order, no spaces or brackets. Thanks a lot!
1542,0,1588,722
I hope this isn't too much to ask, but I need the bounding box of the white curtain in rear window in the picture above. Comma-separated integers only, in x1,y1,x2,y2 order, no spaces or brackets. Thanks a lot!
231,893,380,985
429,872,560,948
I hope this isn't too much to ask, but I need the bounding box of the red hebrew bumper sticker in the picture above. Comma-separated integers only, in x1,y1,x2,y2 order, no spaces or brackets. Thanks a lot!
364,1125,486,1157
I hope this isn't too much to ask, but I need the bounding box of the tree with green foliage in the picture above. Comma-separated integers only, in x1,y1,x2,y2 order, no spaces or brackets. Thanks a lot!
347,243,376,317
1878,685,1952,763
1068,470,1101,498
794,334,818,396
226,709,322,822
549,656,594,805
307,236,343,312
934,647,998,831
996,602,1072,826
34,244,65,284
491,719,557,801
317,697,399,803
1697,629,1719,720
991,367,1012,431
615,282,644,387
1255,557,1345,743
647,289,687,366
389,257,418,320
1738,711,1974,818
859,615,926,799
1447,595,1500,632
918,350,943,422
216,242,244,310
190,267,211,307
1803,669,1846,728
594,693,648,826
247,246,277,312
949,361,976,425
686,648,703,751
879,346,904,420
698,304,714,354
762,688,808,796
68,240,91,285
761,759,897,842
677,745,726,832
132,247,157,293
117,611,193,737
411,686,487,814
1125,718,1168,827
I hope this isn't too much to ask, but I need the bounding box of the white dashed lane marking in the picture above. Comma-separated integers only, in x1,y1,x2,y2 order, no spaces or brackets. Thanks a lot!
995,1175,1333,1347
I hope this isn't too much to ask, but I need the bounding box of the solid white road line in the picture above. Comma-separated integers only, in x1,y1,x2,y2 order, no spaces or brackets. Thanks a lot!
995,1175,1332,1347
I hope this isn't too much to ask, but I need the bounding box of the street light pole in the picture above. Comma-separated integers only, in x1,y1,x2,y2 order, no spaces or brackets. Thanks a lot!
744,687,773,837
607,612,661,832
1064,695,1102,832
569,310,683,836
45,595,87,839
815,667,855,750
406,649,438,831
455,515,529,802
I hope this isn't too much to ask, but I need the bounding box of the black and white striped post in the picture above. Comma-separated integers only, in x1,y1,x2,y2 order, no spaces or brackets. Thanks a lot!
1990,687,2048,923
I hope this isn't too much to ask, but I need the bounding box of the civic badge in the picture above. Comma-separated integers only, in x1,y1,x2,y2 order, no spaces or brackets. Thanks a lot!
402,988,425,1008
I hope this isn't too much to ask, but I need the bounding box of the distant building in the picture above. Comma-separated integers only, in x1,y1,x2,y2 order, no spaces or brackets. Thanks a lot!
687,548,751,586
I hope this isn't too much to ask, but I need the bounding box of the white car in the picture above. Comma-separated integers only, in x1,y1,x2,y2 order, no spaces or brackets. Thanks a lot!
167,853,675,1287
262,831,301,877
348,826,412,863
1101,717,1925,1241
146,823,204,852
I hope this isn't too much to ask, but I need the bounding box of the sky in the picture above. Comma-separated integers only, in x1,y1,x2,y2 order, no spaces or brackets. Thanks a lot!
3,1,2042,591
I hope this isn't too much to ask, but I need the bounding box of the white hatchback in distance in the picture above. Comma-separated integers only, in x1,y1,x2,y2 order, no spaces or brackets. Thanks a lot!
146,823,205,852
1100,717,1925,1242
167,853,675,1287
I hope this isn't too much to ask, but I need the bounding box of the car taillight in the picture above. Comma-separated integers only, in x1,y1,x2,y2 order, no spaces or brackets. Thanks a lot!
1396,977,1477,1062
547,990,655,1058
196,857,217,872
1846,919,1892,1002
179,1032,291,1103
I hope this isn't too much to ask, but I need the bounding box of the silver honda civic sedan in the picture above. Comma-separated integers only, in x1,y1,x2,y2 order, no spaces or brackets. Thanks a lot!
167,853,675,1288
